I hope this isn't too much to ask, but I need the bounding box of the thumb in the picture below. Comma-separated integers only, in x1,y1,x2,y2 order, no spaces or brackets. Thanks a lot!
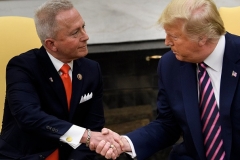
101,128,109,135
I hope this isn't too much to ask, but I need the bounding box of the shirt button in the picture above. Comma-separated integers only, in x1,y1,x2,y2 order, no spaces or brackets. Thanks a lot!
66,137,72,142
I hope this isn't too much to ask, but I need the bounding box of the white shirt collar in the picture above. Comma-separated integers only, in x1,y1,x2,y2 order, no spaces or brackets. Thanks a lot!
46,52,73,72
204,35,225,71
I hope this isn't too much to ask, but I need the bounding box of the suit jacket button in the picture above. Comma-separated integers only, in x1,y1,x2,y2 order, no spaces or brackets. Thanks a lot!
39,155,45,159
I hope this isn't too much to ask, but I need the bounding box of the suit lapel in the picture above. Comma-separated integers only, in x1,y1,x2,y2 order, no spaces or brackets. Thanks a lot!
219,33,240,160
181,63,206,160
69,60,83,120
36,47,68,114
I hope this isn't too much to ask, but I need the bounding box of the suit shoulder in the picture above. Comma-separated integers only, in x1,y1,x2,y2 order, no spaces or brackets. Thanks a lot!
160,50,183,67
74,57,101,74
161,50,176,61
8,48,40,65
226,32,240,46
76,57,99,66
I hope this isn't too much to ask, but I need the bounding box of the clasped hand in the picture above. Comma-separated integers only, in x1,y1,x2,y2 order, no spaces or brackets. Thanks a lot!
88,128,131,159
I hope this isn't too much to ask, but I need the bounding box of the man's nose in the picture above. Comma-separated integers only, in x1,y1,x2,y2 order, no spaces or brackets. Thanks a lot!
165,36,173,46
80,31,89,41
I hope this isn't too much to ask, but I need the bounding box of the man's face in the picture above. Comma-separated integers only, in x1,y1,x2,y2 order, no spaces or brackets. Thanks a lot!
52,8,89,63
164,20,202,63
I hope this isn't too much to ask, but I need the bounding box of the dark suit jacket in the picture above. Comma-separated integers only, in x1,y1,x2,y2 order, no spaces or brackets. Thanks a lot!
126,33,240,160
0,46,105,160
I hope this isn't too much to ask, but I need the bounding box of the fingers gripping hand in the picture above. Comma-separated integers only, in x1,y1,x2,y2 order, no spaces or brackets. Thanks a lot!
90,128,124,159
95,140,117,159
89,141,95,151
102,128,124,155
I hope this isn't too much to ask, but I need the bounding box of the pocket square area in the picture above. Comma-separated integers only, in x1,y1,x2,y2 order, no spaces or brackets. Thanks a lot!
80,92,93,103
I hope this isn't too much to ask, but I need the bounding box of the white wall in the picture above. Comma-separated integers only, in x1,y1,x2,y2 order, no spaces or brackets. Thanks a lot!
0,0,239,44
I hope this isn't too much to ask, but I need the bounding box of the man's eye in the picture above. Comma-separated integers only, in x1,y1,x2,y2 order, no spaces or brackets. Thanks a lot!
172,36,178,40
73,30,79,35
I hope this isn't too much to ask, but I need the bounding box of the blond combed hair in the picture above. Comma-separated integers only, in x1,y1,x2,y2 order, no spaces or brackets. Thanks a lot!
158,0,225,41
34,0,73,44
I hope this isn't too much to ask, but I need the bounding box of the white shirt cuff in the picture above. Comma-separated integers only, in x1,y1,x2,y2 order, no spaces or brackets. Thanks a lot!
121,135,137,158
60,125,86,149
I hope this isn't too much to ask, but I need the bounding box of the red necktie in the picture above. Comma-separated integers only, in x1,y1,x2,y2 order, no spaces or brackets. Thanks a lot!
46,149,59,160
198,62,225,160
46,64,72,160
60,63,72,110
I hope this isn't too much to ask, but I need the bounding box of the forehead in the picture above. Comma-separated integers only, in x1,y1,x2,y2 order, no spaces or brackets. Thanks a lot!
164,19,185,35
56,8,84,26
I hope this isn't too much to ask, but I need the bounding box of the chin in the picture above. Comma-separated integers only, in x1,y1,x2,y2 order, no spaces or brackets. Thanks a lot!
78,51,88,58
175,55,184,61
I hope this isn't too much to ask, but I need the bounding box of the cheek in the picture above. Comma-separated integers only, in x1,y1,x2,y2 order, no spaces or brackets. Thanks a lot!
64,40,79,51
174,42,185,51
64,37,78,44
176,41,192,51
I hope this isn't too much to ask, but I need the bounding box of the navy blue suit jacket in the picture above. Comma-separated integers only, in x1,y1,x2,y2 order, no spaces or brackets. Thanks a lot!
0,46,105,160
127,33,240,160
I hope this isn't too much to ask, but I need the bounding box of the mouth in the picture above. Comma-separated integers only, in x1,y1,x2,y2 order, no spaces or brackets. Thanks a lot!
78,45,87,49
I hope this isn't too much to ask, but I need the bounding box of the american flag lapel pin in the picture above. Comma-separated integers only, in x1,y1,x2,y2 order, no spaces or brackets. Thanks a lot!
232,71,237,77
49,77,54,82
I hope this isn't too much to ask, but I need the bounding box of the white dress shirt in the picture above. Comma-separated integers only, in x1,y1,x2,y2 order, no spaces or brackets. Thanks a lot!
200,35,225,107
125,35,226,158
47,52,86,149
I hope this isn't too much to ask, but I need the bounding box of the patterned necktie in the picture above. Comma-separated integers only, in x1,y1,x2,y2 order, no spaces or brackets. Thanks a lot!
198,62,225,160
60,63,72,110
46,64,72,160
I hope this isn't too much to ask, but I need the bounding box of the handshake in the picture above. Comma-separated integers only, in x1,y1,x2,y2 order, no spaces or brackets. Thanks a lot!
84,128,132,159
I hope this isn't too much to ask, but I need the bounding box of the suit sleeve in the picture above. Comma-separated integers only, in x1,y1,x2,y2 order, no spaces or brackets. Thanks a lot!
126,57,181,160
6,55,72,140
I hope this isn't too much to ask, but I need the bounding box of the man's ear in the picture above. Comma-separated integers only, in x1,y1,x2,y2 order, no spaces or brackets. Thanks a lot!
45,39,57,52
198,36,207,47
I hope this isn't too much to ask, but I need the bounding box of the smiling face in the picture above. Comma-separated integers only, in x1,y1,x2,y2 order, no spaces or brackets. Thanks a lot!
164,20,207,63
46,8,89,63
